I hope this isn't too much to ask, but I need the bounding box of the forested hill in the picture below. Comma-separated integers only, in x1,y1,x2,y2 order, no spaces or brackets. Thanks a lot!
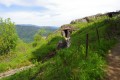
16,24,58,43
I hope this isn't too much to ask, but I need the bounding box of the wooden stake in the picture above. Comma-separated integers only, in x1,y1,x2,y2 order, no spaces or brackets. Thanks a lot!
96,28,100,44
86,34,89,59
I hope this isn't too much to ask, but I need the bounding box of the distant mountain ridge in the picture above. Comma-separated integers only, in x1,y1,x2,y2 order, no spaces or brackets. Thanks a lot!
16,24,58,43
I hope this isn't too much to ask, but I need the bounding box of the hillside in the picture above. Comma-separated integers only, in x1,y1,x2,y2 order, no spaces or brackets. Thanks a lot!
16,24,58,42
0,11,120,80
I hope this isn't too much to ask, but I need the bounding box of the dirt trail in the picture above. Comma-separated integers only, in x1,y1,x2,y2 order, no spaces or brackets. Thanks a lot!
106,43,120,80
0,65,34,79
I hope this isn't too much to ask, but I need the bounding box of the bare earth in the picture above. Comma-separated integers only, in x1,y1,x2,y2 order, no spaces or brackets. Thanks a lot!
0,65,34,79
106,43,120,80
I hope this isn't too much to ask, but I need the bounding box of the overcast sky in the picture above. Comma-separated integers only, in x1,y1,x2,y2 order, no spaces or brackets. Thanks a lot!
0,0,120,27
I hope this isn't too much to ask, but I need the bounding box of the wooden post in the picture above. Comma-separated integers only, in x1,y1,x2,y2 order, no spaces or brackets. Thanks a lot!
85,34,89,59
29,68,31,79
96,28,100,44
107,32,111,40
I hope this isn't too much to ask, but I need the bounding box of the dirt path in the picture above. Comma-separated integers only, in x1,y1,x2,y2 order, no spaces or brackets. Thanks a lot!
0,65,34,79
106,43,120,80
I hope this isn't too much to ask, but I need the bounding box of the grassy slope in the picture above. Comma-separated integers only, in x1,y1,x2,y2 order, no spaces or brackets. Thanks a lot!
1,15,120,80
0,40,33,73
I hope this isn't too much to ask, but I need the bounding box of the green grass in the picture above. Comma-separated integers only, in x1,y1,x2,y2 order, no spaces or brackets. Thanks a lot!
0,40,33,73
1,15,120,80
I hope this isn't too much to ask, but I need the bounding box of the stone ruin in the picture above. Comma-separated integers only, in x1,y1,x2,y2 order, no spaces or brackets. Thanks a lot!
57,24,73,49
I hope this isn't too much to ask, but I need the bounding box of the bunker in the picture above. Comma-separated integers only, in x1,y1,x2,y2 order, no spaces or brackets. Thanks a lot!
61,25,73,48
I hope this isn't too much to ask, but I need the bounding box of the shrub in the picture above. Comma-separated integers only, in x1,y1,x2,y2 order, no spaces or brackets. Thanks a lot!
0,18,18,54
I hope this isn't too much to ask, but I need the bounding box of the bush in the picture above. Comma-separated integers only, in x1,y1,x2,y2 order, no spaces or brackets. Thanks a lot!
0,18,18,54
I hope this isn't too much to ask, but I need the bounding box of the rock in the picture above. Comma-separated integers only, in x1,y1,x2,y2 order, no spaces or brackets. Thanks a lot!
57,40,67,50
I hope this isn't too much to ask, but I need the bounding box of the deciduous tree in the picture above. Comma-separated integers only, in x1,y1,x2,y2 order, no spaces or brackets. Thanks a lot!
0,18,18,54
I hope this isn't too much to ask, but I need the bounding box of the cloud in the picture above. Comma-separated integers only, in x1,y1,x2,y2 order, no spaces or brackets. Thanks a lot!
0,0,120,26
0,0,55,8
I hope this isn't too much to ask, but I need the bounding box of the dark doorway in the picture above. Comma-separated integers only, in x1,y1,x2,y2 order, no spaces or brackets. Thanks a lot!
64,30,68,38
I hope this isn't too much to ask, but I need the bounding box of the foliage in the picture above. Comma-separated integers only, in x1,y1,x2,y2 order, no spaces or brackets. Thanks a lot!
0,40,33,73
32,30,43,47
16,25,58,43
0,18,18,54
1,14,120,80
16,25,40,43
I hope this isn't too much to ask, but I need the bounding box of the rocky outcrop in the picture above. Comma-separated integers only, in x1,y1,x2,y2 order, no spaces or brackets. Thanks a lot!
57,40,67,49
70,17,89,24
106,11,120,18
70,11,120,24
70,13,103,24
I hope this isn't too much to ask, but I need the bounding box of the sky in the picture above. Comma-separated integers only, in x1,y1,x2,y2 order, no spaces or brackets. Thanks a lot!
0,0,120,27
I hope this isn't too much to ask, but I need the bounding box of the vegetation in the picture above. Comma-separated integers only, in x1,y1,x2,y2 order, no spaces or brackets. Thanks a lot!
0,18,18,55
0,40,33,73
0,13,120,80
32,29,47,47
16,25,58,43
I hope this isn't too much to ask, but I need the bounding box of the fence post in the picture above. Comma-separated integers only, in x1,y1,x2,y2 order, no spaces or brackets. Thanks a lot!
85,34,89,59
29,68,31,79
107,32,111,40
96,28,100,44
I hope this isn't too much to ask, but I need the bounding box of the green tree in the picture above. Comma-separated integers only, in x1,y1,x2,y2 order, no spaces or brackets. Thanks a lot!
0,18,18,54
32,29,45,47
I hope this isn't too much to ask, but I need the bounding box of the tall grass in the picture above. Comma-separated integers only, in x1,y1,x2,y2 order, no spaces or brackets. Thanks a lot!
0,40,33,73
1,15,120,80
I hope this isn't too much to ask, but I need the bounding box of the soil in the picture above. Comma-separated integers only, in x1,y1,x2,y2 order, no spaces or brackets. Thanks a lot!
106,43,120,80
0,65,34,79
